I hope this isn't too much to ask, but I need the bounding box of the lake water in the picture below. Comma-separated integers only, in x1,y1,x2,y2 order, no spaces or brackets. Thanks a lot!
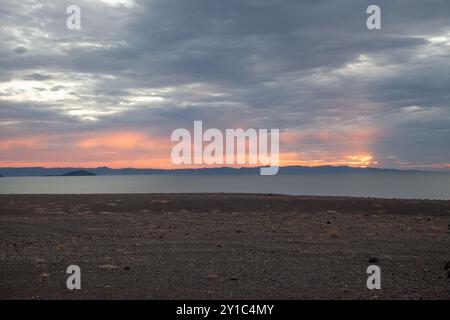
1,173,450,199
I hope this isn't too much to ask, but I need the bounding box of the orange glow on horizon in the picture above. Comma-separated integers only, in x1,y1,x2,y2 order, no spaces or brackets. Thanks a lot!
1,128,443,170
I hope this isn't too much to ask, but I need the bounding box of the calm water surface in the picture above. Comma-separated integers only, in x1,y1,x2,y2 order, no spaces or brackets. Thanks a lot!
1,173,450,199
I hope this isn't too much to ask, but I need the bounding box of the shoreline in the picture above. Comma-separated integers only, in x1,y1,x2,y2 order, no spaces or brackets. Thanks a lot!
1,194,449,299
1,192,450,202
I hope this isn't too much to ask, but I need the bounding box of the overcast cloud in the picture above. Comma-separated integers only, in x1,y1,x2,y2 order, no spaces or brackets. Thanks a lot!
0,0,449,169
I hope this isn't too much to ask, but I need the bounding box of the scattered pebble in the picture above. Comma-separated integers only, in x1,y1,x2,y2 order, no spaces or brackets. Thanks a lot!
206,273,219,280
124,266,131,271
444,261,450,270
369,257,378,264
39,272,50,281
98,264,119,271
151,200,169,204
329,230,339,239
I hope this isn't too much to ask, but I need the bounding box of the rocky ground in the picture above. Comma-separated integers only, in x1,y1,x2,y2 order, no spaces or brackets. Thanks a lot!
1,194,449,299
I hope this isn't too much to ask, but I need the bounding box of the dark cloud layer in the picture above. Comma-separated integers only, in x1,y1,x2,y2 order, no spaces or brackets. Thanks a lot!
0,0,449,169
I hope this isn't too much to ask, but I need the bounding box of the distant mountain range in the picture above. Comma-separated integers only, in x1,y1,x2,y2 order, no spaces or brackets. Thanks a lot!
0,166,425,177
61,170,97,176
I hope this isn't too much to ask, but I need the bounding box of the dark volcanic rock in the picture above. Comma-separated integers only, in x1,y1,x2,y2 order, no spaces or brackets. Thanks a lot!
62,170,96,176
369,257,378,264
444,261,450,270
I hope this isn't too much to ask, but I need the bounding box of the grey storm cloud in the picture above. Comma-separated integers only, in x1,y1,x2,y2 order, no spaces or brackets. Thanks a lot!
23,73,53,81
0,0,449,168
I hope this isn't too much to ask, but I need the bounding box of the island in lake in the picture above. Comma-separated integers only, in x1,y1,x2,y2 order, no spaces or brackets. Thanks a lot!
62,170,96,176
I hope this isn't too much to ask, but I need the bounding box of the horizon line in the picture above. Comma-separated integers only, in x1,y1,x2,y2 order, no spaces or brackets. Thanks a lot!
0,164,444,173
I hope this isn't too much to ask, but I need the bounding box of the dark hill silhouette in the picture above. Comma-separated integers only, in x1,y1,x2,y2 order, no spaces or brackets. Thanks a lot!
0,165,426,177
62,170,96,176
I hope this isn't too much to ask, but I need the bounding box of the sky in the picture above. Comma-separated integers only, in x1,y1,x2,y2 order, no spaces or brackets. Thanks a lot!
0,0,449,170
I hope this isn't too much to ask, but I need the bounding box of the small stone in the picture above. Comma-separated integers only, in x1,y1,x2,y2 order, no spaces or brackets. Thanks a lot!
326,221,331,225
98,264,119,271
369,257,378,264
56,244,64,251
329,230,339,239
124,266,131,271
39,272,50,281
229,277,238,281
444,261,450,270
151,200,169,204
206,273,218,280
